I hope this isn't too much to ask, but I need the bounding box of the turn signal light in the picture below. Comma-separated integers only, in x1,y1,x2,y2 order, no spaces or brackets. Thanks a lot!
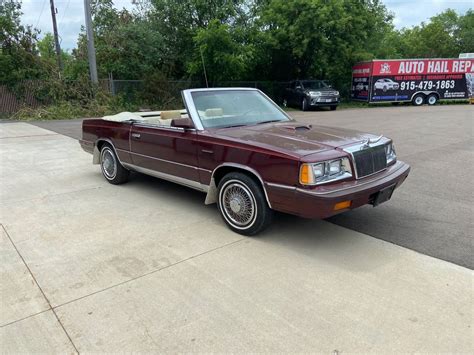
299,164,312,185
334,200,352,211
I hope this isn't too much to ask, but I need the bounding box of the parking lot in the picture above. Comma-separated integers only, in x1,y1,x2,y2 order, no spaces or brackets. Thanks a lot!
1,105,473,352
32,104,474,268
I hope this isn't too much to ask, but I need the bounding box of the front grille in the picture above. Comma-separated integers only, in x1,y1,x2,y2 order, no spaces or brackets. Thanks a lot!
312,96,338,104
352,145,387,178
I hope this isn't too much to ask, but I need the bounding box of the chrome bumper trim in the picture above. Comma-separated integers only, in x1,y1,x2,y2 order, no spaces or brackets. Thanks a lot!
297,161,407,196
266,161,407,196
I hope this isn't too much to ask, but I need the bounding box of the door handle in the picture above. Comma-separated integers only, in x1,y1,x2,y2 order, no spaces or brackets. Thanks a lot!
131,133,141,139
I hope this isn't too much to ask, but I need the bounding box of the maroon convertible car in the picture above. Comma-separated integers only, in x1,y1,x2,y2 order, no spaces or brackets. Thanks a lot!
80,88,410,235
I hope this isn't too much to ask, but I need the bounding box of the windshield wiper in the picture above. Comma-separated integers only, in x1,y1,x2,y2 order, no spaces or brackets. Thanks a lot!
221,120,283,128
256,119,283,125
221,124,248,128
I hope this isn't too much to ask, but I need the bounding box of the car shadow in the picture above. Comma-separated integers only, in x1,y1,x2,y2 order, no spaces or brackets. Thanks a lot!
123,172,397,272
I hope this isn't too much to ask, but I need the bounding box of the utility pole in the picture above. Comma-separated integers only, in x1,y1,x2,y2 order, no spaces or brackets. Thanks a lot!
83,0,98,84
49,0,63,71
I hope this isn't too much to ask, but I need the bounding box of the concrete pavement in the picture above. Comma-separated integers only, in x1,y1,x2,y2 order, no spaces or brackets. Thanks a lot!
30,104,474,268
1,122,472,352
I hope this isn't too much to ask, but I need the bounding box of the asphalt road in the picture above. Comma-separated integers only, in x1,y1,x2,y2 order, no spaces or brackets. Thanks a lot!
30,104,474,269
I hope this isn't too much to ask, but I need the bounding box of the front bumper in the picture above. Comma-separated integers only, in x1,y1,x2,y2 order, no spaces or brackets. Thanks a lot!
309,97,339,106
266,161,410,219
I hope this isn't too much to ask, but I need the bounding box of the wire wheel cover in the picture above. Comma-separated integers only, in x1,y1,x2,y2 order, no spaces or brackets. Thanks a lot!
101,148,117,179
221,182,257,227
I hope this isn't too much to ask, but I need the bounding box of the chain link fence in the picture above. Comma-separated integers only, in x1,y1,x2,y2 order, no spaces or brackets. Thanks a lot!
0,79,290,116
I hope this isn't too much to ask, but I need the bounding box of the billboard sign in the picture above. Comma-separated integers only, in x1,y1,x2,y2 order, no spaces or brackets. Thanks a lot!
352,59,474,103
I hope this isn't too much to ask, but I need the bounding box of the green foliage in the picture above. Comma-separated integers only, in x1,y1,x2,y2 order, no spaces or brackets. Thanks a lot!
149,0,247,77
252,0,394,95
383,9,474,58
2,0,473,120
65,0,164,80
12,82,140,120
188,20,247,83
0,0,46,84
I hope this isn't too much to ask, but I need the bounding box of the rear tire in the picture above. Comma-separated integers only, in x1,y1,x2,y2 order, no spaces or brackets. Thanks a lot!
217,172,273,236
427,94,438,105
412,94,425,106
100,144,130,185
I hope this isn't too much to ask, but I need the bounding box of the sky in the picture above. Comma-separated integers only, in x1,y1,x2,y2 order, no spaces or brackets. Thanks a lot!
19,0,474,51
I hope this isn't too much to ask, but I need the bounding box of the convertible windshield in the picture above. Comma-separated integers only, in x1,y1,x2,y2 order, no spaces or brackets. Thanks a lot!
191,90,290,129
302,80,329,89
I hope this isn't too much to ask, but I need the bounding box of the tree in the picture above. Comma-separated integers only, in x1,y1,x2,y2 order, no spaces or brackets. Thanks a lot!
387,9,474,59
457,9,474,53
149,0,248,78
0,0,45,83
188,20,247,83
70,0,165,80
37,33,56,60
251,0,393,92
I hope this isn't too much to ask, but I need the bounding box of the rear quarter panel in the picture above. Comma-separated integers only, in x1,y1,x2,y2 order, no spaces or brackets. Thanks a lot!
82,119,132,164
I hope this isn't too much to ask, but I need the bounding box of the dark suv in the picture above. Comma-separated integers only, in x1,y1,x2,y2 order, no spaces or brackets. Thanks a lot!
283,80,340,111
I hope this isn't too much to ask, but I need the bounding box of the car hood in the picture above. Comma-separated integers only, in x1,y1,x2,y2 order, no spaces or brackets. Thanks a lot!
212,122,379,157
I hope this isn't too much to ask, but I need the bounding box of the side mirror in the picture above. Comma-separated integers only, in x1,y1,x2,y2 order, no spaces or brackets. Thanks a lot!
171,117,195,129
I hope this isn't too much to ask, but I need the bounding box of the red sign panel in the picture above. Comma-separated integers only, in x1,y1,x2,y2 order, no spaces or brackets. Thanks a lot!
352,62,372,77
372,59,474,76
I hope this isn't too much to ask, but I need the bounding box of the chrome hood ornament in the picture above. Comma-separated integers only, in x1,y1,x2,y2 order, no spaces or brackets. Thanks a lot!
361,135,383,149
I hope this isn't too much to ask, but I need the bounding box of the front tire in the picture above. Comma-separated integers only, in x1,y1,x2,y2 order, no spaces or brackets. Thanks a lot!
100,144,130,184
330,105,337,111
217,172,273,236
301,98,308,111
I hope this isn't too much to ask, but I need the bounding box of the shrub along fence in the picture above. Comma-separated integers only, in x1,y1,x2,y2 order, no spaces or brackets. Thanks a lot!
0,79,291,117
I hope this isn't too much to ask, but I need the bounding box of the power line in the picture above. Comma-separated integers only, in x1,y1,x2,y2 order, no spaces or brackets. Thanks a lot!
35,0,47,29
58,0,71,26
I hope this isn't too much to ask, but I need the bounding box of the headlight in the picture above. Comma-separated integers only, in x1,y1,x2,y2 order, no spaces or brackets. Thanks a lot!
385,142,397,164
328,160,341,175
309,91,322,96
300,158,352,185
312,163,325,178
334,91,340,96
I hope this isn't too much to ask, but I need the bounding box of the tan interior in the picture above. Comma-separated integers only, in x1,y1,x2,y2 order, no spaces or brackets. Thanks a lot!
138,110,187,126
102,110,188,127
160,110,182,120
204,108,223,118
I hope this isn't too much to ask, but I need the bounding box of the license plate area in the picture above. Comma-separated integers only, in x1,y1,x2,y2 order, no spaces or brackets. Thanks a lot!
372,184,396,206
